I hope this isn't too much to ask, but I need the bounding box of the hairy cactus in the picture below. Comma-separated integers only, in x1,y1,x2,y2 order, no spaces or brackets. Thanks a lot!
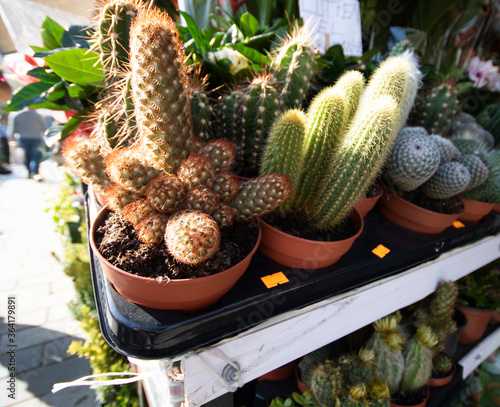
145,174,185,213
429,134,461,164
199,139,236,172
177,153,217,189
129,7,193,173
340,347,376,387
387,131,440,191
460,154,489,191
400,325,438,393
210,173,239,203
366,312,405,393
184,187,218,214
421,162,471,199
122,198,159,228
260,109,306,212
294,72,364,209
231,173,292,220
452,137,491,156
136,212,168,244
103,183,143,211
432,352,454,375
272,24,317,109
62,135,112,194
310,360,343,407
164,211,221,265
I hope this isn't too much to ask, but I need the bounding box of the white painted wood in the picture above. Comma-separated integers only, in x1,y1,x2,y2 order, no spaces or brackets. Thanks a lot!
182,235,500,406
459,327,500,378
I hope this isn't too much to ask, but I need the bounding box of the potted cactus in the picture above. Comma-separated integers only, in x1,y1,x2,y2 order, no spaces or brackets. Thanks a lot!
378,123,490,233
257,51,422,268
63,1,292,311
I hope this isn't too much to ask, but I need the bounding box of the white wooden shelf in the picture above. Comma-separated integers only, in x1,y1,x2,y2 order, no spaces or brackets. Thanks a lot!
130,233,500,407
459,326,500,378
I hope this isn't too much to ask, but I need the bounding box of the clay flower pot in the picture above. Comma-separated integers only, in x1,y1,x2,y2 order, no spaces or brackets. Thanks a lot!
491,310,500,324
459,198,494,222
258,209,364,269
355,189,383,218
390,386,430,407
457,304,495,344
90,207,261,312
428,359,456,387
377,193,463,234
493,203,500,214
295,363,312,393
258,360,298,382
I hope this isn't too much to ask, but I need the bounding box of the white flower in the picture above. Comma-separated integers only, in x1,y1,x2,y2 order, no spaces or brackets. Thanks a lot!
467,56,500,91
207,47,250,75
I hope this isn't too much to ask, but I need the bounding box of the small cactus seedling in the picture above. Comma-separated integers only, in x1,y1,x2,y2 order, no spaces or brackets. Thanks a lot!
432,352,454,375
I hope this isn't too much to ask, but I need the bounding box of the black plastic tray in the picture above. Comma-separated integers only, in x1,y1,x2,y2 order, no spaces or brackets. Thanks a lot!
88,198,500,359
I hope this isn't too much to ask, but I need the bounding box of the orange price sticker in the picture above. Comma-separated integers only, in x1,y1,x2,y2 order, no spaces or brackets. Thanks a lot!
453,221,465,228
372,244,390,259
261,272,289,289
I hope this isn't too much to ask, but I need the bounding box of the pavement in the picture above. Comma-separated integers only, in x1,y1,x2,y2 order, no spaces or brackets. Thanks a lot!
0,160,98,406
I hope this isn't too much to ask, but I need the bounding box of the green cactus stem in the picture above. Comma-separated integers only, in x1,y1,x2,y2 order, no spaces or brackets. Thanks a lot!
199,139,236,173
310,360,343,407
477,104,500,145
164,210,221,265
429,134,461,164
129,7,193,173
461,149,500,203
400,325,438,393
418,82,460,134
260,109,307,212
191,81,213,141
310,96,400,229
421,162,471,199
460,154,489,191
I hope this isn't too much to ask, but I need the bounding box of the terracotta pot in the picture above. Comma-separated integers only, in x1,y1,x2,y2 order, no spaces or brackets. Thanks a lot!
295,364,311,394
459,198,494,222
258,360,298,382
390,386,429,407
491,310,500,324
429,359,456,387
355,189,383,218
493,203,500,214
457,305,495,344
90,207,261,312
377,193,463,234
258,209,364,269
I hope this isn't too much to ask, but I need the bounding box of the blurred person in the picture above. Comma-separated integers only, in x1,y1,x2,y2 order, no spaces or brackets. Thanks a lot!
7,107,47,179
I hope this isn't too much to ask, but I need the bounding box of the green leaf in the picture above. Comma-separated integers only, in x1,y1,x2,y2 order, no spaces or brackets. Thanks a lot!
45,82,67,101
7,82,54,112
227,43,270,65
60,110,91,141
26,67,60,84
31,45,48,53
67,83,95,99
41,16,66,50
178,10,209,55
62,25,92,48
45,49,105,86
240,12,260,37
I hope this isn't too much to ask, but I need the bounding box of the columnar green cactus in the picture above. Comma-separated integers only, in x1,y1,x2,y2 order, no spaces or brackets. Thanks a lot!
129,8,193,173
421,161,471,199
400,325,438,393
272,24,317,110
293,72,364,209
237,74,280,174
386,131,441,192
190,80,213,141
260,109,307,212
366,312,405,393
231,173,292,220
310,360,343,407
164,211,221,265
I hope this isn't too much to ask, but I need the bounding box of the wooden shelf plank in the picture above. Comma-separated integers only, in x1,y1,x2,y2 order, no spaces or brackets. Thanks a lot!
459,327,500,378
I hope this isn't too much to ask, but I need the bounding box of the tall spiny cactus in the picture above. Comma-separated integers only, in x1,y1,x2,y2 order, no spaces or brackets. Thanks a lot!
293,71,365,209
129,7,193,173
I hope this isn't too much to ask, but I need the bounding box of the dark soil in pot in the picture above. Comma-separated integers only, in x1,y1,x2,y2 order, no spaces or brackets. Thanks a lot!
261,211,356,241
95,211,259,280
392,386,428,406
399,190,464,214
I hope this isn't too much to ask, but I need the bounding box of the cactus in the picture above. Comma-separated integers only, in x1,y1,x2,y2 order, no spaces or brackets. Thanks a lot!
340,347,376,387
448,122,495,151
184,187,218,214
145,174,185,213
260,109,307,212
272,24,317,110
231,173,292,220
293,72,364,209
129,7,193,173
429,134,461,164
366,312,405,393
199,139,236,173
177,153,217,189
397,126,429,140
386,131,441,192
477,104,500,146
461,149,500,203
104,183,143,211
164,211,221,265
136,212,168,244
190,78,214,141
459,154,489,191
310,360,343,407
400,325,438,393
421,161,471,199
432,352,454,375
310,96,400,228
414,82,460,134
452,137,491,156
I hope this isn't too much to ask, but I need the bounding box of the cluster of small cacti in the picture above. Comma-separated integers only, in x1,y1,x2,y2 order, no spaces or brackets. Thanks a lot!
260,52,422,230
386,123,491,200
63,1,292,266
